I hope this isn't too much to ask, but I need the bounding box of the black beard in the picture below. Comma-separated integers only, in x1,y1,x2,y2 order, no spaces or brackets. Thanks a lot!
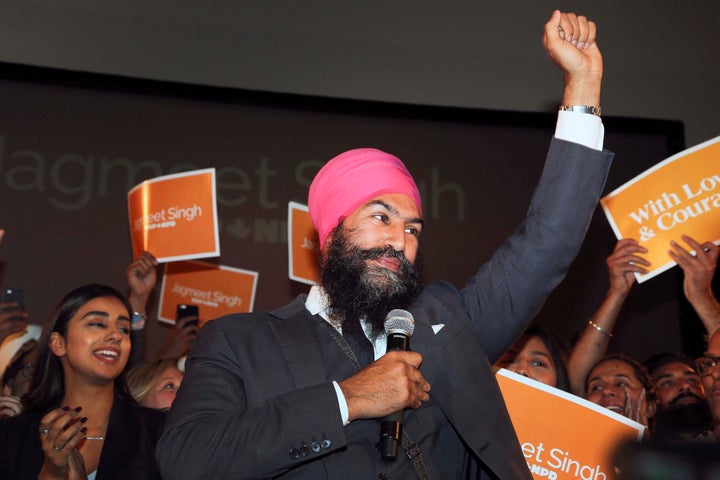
319,223,423,339
652,393,714,440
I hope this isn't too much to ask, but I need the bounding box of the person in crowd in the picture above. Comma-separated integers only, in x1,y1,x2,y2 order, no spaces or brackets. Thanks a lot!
698,328,720,436
644,352,714,442
157,10,612,479
124,251,198,369
127,358,184,412
0,328,40,419
585,354,656,428
568,235,719,396
0,284,165,480
495,327,571,391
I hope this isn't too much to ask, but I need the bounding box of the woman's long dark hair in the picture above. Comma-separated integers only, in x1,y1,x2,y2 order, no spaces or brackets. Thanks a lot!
22,284,135,413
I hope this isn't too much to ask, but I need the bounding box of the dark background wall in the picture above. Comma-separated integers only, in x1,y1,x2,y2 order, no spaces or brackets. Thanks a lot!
0,1,717,360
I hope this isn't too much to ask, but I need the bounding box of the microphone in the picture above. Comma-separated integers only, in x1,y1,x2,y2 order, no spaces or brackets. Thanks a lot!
379,309,415,462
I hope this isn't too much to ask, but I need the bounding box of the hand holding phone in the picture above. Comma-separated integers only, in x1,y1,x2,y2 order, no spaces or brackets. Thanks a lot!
0,288,27,340
176,304,199,327
1,288,25,322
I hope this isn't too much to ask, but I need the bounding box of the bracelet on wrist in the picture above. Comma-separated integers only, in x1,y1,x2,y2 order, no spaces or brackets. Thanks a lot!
587,320,612,338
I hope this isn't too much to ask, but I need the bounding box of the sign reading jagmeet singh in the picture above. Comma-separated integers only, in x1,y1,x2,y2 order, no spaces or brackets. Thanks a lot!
496,369,644,480
128,168,220,262
601,136,720,282
157,260,258,326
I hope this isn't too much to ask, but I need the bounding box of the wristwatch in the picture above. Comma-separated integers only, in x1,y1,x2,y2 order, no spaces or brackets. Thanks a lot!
559,105,602,117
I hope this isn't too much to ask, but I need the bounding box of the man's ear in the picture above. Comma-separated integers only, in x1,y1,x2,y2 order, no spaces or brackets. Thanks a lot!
49,332,67,357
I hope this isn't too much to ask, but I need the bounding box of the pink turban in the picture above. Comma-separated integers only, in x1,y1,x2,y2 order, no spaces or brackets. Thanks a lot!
308,148,422,250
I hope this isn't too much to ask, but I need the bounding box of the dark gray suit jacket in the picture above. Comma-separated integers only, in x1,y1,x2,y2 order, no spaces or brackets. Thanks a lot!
157,138,614,479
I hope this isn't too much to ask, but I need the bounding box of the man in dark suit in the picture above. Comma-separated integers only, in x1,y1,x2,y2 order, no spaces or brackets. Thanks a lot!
157,10,613,479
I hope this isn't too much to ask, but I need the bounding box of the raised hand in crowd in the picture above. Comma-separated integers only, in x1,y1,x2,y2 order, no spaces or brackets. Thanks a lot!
125,250,159,316
153,315,199,360
124,251,159,368
0,298,30,345
669,234,720,334
567,239,650,395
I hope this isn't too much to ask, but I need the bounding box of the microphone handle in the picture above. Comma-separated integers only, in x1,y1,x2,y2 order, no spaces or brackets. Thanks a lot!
380,411,404,461
380,332,410,461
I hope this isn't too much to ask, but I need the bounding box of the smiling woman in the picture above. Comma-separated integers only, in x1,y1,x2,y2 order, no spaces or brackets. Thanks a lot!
0,284,165,480
584,354,656,427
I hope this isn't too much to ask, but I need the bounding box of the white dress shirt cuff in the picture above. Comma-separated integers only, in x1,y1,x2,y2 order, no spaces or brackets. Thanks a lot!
333,381,350,425
555,111,604,151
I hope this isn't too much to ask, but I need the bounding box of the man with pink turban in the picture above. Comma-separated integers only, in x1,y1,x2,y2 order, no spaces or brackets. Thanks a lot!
159,11,613,480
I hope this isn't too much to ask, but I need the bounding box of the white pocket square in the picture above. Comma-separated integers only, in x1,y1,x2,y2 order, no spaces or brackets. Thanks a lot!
432,324,445,335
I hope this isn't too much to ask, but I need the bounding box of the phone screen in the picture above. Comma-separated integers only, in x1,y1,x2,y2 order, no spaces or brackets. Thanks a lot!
176,304,199,326
1,288,25,319
2,288,25,311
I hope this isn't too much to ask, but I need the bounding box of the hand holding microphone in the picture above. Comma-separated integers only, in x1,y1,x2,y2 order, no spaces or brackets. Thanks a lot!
338,309,430,424
380,309,415,462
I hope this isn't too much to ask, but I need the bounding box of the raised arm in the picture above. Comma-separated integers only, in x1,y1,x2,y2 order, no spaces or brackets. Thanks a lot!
670,234,720,335
567,239,650,395
125,251,158,368
126,250,159,315
464,11,612,361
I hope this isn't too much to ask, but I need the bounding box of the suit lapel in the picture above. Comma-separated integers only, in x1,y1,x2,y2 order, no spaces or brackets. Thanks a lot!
410,305,493,453
269,300,329,389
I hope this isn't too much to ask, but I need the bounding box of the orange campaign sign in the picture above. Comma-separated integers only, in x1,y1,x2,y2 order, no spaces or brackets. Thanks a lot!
496,369,644,480
600,136,720,282
157,260,258,326
127,168,220,263
288,201,319,285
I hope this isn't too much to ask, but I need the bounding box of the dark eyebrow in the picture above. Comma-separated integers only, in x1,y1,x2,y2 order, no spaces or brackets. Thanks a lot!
530,351,552,360
365,199,424,226
654,372,674,382
81,311,110,320
588,373,633,385
81,311,131,323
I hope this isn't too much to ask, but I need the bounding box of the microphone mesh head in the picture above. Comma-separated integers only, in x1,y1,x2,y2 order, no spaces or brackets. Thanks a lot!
384,309,415,337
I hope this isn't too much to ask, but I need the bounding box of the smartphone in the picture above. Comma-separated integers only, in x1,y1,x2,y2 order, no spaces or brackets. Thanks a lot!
1,288,25,320
176,304,199,327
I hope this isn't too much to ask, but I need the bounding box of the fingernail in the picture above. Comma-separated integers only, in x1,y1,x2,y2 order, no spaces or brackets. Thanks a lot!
62,406,70,411
81,427,87,434
74,406,83,412
80,417,88,423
